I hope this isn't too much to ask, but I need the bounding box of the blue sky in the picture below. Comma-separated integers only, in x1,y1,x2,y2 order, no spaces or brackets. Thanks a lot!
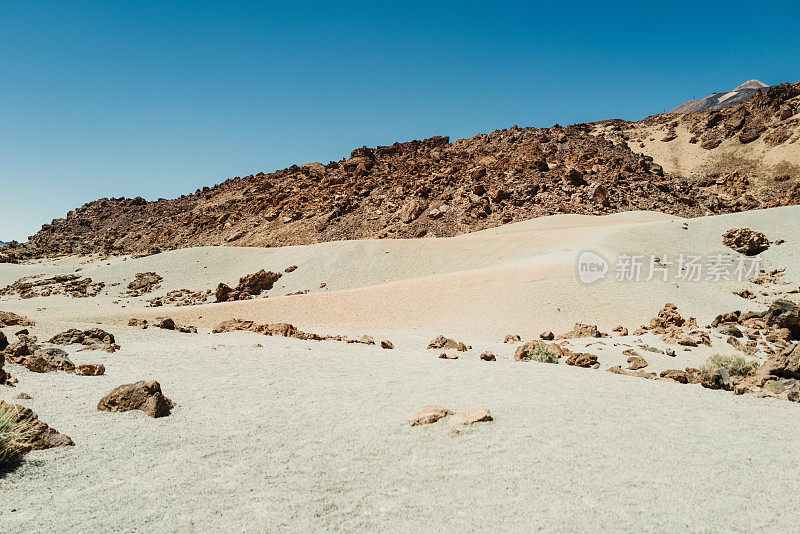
2,1,798,241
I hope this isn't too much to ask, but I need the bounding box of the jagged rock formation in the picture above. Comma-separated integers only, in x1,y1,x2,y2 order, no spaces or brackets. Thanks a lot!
14,81,800,258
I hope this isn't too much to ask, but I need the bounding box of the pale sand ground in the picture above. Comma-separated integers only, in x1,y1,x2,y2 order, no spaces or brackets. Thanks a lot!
1,207,799,532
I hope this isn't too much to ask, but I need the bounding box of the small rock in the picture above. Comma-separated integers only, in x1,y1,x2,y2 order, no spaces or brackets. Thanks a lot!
626,356,648,370
480,351,496,361
75,364,105,376
448,408,493,427
380,340,394,349
409,405,454,426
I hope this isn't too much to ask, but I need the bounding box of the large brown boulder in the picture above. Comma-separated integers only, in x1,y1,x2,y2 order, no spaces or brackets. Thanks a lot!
0,401,74,456
97,380,174,418
762,300,800,339
0,330,7,352
749,343,800,386
722,228,770,256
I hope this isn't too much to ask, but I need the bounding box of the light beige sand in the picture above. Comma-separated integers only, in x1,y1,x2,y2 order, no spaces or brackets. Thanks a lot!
1,207,799,532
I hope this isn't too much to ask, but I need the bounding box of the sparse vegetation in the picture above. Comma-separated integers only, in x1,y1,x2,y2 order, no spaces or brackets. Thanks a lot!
701,354,759,377
521,342,559,363
0,407,19,467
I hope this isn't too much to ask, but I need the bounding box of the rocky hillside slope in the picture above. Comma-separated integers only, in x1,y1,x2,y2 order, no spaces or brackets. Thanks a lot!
597,81,800,184
9,81,800,259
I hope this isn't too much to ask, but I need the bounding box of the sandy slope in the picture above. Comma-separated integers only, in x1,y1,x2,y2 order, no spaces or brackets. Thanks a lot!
1,207,799,532
619,123,800,179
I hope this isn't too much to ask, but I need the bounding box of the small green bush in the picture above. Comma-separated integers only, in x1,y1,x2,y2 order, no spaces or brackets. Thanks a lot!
522,342,559,363
0,408,19,467
701,354,759,377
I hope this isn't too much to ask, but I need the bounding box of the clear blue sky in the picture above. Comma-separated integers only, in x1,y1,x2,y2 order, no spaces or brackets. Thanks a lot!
2,1,798,241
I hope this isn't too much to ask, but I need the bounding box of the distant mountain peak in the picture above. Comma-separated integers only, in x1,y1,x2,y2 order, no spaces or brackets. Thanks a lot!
732,79,769,91
669,80,770,114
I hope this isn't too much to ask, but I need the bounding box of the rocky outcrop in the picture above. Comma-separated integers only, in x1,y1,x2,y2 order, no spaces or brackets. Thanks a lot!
215,270,282,302
97,380,174,418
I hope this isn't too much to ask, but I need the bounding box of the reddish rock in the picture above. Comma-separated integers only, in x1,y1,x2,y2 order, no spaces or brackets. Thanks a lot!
0,401,74,456
97,380,174,418
448,408,493,426
75,363,105,376
427,335,468,352
409,405,454,426
722,228,770,256
626,356,648,370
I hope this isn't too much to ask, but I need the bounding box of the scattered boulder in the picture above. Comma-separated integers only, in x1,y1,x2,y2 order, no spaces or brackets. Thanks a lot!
606,366,656,379
559,323,606,339
565,352,599,368
97,380,174,418
480,351,496,361
409,405,454,426
660,369,689,383
612,325,629,336
626,356,648,370
762,300,799,339
284,265,298,273
152,317,176,330
722,228,770,256
439,352,458,360
49,328,115,346
0,330,7,352
447,408,493,427
126,272,163,295
427,335,468,352
503,334,521,343
700,367,734,391
380,340,394,349
0,311,35,327
75,363,105,376
23,348,74,373
0,401,74,457
128,318,149,328
539,331,555,341
215,269,282,302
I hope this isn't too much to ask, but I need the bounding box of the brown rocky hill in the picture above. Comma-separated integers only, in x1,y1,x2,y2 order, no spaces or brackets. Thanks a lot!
13,83,800,258
598,81,800,182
